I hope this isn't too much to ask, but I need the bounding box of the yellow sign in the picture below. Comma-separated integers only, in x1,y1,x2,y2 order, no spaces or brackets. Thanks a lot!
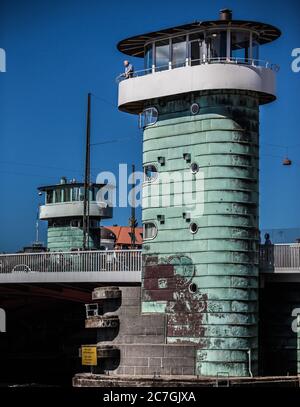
81,346,97,366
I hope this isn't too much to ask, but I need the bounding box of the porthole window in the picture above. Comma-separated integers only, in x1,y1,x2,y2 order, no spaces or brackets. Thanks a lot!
190,162,199,174
191,103,200,115
189,283,198,293
144,164,158,182
139,107,158,128
190,222,198,234
143,222,158,240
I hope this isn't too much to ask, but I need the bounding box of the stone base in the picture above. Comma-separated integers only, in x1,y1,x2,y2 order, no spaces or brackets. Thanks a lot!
79,286,198,376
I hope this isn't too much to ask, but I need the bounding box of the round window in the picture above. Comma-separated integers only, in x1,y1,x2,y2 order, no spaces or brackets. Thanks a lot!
191,103,200,115
190,222,198,234
189,283,198,293
139,107,159,128
190,162,199,174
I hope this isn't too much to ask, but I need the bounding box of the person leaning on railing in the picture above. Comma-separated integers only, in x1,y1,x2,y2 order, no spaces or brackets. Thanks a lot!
123,60,134,79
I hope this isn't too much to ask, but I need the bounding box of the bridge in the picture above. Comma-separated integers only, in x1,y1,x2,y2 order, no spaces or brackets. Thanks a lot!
0,245,299,284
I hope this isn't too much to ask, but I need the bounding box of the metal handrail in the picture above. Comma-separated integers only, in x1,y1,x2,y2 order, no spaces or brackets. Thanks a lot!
259,244,300,271
0,249,142,274
0,245,298,275
116,57,280,82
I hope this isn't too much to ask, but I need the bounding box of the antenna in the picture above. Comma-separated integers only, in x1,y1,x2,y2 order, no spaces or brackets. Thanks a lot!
83,92,91,250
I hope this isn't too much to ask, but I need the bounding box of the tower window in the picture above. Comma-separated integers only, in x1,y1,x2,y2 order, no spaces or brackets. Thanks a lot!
143,222,158,240
63,187,71,202
252,33,260,62
54,189,62,203
190,162,199,174
139,107,158,128
231,31,250,63
145,43,153,72
155,39,170,71
189,283,198,293
206,30,227,60
189,32,205,65
46,190,53,204
190,222,198,234
191,103,200,115
79,187,85,201
144,164,158,182
171,36,187,68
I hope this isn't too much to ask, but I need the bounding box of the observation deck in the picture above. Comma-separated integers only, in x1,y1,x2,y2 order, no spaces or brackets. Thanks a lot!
118,58,278,113
117,13,280,113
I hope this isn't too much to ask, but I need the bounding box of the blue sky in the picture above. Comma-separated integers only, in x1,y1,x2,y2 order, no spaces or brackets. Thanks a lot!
0,0,299,252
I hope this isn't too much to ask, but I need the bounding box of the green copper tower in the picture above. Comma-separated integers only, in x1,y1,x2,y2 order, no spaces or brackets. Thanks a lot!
117,9,280,376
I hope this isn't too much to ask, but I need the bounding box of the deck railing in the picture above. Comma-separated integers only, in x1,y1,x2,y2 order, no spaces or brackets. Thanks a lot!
0,245,299,275
0,250,142,274
116,57,280,82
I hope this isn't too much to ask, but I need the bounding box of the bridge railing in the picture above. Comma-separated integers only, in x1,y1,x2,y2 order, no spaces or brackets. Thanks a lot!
0,245,299,275
259,244,300,271
0,250,142,274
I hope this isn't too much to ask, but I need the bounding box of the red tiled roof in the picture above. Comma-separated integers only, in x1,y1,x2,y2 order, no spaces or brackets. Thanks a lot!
104,226,143,245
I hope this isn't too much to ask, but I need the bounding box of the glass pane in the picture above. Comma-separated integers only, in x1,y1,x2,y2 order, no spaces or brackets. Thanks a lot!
71,187,79,201
252,34,259,63
63,187,71,202
145,43,153,72
143,222,157,239
172,36,186,68
79,187,85,201
190,41,200,65
139,107,158,128
155,39,169,71
46,191,53,204
206,31,227,60
231,31,250,63
54,189,62,203
189,32,205,65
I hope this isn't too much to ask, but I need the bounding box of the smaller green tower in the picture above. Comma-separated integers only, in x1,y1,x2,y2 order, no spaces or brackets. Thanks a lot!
38,177,112,251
